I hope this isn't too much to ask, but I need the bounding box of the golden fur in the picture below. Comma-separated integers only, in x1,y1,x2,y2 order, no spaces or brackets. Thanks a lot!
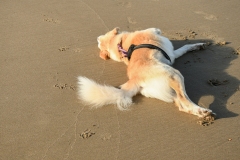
78,27,216,118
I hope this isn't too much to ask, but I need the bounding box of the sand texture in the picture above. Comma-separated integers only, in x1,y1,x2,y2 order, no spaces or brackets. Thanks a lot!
1,0,240,159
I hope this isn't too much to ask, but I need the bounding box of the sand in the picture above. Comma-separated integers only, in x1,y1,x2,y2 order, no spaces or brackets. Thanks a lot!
1,0,240,159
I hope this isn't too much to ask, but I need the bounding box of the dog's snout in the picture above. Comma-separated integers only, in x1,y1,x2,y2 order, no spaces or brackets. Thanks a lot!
97,35,103,43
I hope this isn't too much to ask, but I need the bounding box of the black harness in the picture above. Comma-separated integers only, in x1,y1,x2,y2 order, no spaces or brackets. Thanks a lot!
127,44,171,62
118,43,171,62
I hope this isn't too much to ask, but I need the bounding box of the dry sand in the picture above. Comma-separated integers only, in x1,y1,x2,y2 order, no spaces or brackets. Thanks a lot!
1,0,240,159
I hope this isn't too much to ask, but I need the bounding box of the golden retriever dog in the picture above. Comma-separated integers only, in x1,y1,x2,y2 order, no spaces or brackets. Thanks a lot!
77,27,216,119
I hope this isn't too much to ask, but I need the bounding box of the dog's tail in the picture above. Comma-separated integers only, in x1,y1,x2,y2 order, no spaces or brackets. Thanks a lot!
77,76,132,110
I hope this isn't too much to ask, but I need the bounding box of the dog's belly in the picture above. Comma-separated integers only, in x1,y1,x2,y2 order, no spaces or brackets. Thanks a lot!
140,77,175,103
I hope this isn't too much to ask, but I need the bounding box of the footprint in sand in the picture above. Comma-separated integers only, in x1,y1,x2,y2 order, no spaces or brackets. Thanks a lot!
195,11,218,21
58,46,69,52
73,48,82,53
127,17,137,24
116,0,131,8
54,84,76,90
42,15,61,24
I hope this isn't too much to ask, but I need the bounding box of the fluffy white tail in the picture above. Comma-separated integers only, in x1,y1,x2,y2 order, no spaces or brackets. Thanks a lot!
77,76,132,110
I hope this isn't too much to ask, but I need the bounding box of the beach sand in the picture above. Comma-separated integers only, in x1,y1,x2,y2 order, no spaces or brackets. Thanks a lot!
1,0,240,159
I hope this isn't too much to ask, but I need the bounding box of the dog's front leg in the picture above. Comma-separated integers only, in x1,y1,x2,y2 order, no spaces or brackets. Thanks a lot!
173,43,206,59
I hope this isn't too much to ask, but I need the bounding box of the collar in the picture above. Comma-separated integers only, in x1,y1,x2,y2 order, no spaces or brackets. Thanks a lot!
117,41,128,56
118,42,171,62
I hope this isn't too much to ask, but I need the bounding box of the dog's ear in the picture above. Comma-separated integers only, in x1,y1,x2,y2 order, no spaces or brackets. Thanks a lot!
112,27,120,35
99,50,110,60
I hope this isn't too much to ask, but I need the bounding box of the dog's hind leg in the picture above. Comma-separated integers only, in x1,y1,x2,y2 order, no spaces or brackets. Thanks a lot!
168,68,216,118
120,79,140,98
173,43,205,59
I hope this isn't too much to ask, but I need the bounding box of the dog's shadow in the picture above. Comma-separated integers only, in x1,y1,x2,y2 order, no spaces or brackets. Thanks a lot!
171,39,239,119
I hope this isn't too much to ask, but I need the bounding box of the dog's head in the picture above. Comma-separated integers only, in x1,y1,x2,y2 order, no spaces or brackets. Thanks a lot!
97,27,122,62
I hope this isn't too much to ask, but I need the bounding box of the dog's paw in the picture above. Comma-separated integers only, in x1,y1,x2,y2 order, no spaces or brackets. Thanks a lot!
198,108,216,119
191,43,206,51
198,111,216,126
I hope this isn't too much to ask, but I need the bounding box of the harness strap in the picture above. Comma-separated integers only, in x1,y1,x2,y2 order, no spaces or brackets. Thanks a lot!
127,44,171,62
